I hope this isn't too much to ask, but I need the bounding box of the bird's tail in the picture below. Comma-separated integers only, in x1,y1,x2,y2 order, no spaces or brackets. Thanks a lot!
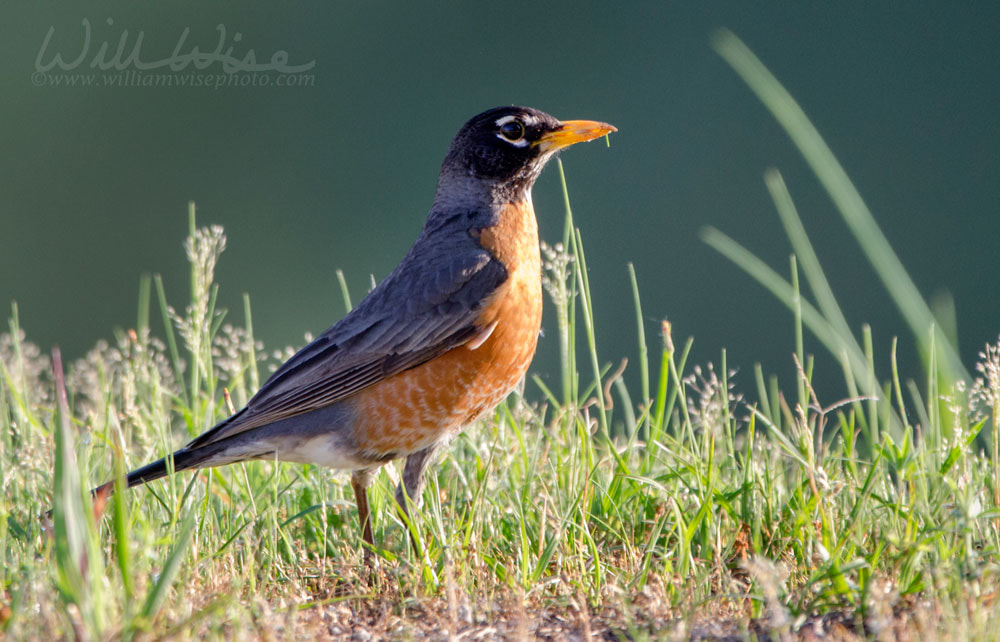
89,446,211,512
70,409,262,521
91,407,253,497
124,447,204,488
89,434,251,508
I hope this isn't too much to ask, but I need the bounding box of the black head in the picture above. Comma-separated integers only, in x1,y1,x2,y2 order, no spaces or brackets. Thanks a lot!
437,106,616,204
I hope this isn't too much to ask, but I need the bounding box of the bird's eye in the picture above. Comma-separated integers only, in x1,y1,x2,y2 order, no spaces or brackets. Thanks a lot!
498,120,525,142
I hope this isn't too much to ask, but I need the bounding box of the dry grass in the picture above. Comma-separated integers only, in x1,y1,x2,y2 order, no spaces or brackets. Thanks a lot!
3,208,999,640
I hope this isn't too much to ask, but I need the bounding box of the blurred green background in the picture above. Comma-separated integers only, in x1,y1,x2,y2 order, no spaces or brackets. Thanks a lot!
2,2,998,395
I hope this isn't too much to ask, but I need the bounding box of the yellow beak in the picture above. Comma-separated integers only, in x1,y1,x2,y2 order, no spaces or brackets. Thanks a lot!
535,119,617,153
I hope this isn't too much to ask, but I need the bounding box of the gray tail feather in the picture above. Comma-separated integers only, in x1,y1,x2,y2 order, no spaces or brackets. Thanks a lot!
71,447,213,520
92,409,250,496
91,437,241,497
124,448,200,488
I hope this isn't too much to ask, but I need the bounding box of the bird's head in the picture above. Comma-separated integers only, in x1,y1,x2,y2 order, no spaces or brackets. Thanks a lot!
436,106,616,205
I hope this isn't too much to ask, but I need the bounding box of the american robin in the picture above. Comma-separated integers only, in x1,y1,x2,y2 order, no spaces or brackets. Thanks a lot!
94,106,616,553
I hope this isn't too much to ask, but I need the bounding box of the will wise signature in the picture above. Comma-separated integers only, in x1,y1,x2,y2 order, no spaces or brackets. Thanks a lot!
35,18,316,74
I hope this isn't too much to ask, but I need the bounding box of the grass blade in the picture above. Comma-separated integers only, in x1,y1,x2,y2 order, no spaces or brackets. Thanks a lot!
140,509,197,625
712,28,967,383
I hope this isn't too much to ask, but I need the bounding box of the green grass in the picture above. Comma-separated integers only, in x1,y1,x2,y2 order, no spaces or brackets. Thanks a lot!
3,32,1000,639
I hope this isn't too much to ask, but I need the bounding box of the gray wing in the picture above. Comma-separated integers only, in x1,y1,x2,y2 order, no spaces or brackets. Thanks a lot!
187,232,506,450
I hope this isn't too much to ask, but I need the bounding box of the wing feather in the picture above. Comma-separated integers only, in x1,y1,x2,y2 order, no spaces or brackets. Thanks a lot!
186,233,505,450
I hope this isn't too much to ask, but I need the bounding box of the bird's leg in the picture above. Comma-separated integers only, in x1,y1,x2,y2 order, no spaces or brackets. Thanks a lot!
395,446,438,554
350,469,376,563
395,446,438,515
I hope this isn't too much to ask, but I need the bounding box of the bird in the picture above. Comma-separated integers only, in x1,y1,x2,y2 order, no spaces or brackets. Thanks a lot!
92,106,616,554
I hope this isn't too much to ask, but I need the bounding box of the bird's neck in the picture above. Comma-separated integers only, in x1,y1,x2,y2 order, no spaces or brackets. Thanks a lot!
432,165,540,207
425,178,536,234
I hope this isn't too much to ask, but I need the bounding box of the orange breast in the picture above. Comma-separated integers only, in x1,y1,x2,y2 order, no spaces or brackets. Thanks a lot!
352,200,542,458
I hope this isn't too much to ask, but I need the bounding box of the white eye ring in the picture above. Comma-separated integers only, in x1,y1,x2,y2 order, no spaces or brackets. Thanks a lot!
494,115,528,147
